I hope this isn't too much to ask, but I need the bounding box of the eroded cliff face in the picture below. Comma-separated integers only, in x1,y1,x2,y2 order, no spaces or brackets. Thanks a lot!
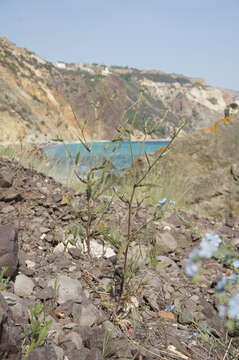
0,38,79,142
0,37,238,142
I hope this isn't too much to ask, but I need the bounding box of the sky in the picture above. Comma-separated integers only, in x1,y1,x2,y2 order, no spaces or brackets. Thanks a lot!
0,0,239,90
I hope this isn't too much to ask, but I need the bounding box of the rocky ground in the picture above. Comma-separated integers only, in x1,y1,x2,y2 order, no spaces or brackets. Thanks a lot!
1,156,239,360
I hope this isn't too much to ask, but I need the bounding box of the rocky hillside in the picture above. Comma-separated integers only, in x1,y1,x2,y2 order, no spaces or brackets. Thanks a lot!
142,114,239,219
1,156,239,359
1,37,239,142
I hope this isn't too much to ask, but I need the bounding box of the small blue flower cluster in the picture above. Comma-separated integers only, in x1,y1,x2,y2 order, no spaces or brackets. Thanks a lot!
218,294,239,320
185,233,222,277
215,262,239,320
228,294,239,320
186,232,239,321
158,198,176,207
215,273,239,293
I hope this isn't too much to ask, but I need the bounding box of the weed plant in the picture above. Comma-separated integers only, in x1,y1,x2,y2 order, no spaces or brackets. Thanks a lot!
58,88,184,302
23,303,52,358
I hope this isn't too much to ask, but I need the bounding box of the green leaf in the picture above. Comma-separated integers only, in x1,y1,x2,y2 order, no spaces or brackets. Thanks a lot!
137,183,160,188
37,320,52,345
112,137,123,142
94,204,107,213
75,151,81,165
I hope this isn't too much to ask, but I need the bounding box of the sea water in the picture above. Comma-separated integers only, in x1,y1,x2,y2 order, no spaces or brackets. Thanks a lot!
43,141,168,172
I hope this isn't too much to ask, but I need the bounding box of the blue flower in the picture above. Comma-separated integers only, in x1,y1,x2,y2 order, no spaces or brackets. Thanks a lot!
228,293,239,320
220,253,232,265
185,249,201,277
164,304,175,312
215,276,228,293
185,233,221,277
232,259,239,269
188,248,201,261
158,198,167,206
198,233,221,259
168,200,176,206
185,259,199,277
230,273,239,284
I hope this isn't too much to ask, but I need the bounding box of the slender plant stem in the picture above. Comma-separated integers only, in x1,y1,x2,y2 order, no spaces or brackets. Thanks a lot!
120,184,136,296
120,122,184,298
86,193,91,255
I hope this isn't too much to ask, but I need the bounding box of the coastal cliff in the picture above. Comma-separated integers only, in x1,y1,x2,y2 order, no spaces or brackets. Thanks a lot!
1,37,239,143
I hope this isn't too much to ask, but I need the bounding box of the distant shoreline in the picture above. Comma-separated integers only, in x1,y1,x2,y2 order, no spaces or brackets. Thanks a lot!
41,138,170,147
0,138,170,149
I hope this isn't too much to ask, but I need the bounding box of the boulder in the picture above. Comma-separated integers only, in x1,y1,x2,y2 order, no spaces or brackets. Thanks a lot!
14,274,35,297
0,169,14,188
156,232,178,254
48,275,83,305
1,291,29,322
0,292,21,359
0,225,18,277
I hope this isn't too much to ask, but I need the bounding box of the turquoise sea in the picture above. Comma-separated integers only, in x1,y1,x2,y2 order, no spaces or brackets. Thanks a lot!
44,141,168,172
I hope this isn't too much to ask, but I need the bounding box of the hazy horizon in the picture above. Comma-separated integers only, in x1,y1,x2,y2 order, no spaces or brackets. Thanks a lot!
1,0,239,91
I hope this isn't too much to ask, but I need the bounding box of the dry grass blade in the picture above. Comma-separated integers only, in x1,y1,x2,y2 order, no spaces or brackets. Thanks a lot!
222,338,232,360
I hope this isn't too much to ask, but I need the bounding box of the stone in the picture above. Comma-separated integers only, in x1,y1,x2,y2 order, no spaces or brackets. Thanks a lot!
73,302,103,327
0,169,14,188
36,287,55,301
52,345,65,360
128,244,148,267
0,292,21,359
53,193,62,203
0,190,22,202
67,348,90,360
1,205,15,213
60,331,83,350
45,234,54,243
25,260,36,269
142,289,159,312
0,224,18,277
53,243,66,254
86,348,104,360
90,239,115,258
85,327,112,351
1,291,28,322
14,274,35,297
49,275,83,305
156,232,178,253
68,247,82,260
37,185,50,196
28,345,58,360
178,298,199,325
156,256,179,272
46,316,64,345
102,321,119,339
38,226,51,234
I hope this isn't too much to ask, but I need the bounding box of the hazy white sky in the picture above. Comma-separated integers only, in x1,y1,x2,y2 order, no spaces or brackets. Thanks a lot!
1,0,239,90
